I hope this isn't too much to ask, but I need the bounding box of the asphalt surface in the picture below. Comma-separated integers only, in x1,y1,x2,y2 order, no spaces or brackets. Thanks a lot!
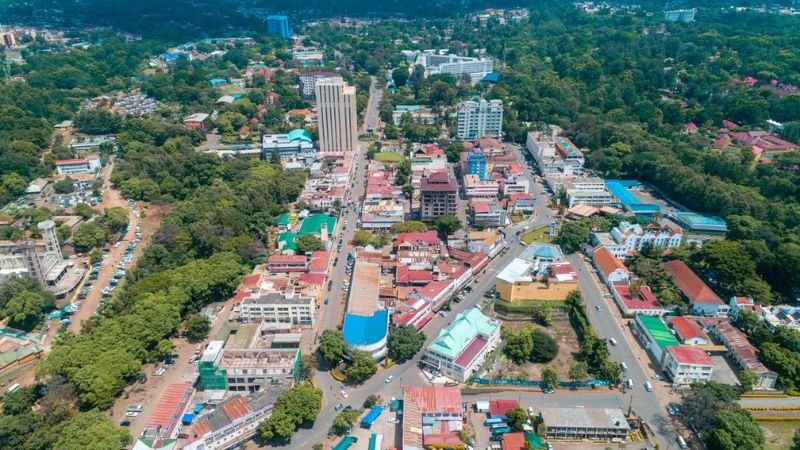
283,138,555,448
567,254,676,448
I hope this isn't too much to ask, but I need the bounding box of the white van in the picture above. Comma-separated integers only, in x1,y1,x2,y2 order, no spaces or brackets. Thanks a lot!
677,435,688,449
7,383,20,393
644,381,653,392
609,337,618,346
620,362,628,372
627,378,634,389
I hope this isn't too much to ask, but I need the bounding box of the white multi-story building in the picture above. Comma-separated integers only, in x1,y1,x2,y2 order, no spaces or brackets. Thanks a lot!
463,174,499,198
526,128,585,176
661,346,714,385
456,99,503,140
261,130,316,162
392,105,437,125
315,77,357,153
298,71,338,99
565,177,613,207
238,292,315,328
55,155,101,175
593,221,683,258
218,349,300,393
415,51,494,83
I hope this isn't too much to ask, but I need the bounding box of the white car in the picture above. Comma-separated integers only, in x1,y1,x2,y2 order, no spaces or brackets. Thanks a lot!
340,390,348,398
124,411,139,417
385,375,394,383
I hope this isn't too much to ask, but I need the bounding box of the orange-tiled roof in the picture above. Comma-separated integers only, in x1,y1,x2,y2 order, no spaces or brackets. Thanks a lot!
501,432,527,450
403,386,462,414
221,396,252,421
592,246,628,277
663,260,723,305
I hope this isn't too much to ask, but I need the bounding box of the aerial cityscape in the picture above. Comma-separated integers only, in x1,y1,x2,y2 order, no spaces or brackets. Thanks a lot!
1,1,800,450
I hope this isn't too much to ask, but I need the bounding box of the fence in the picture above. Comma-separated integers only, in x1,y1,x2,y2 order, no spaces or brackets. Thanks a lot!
471,377,611,388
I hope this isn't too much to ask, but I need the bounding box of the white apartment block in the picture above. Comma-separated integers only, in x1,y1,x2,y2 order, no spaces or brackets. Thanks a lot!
566,177,613,207
456,99,503,140
239,292,315,328
416,51,494,83
526,129,585,176
594,221,683,258
218,349,299,393
55,155,101,175
299,71,338,99
315,77,357,153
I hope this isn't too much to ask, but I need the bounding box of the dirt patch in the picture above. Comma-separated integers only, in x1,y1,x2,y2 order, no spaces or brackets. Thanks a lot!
493,320,580,380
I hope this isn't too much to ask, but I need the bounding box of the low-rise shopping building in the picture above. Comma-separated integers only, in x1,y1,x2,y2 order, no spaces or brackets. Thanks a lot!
238,292,315,329
422,308,501,382
707,320,777,389
661,346,714,385
633,315,680,364
610,282,668,316
402,386,464,449
538,407,630,441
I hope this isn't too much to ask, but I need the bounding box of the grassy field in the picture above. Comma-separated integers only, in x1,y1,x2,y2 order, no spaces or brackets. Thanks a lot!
761,421,800,450
520,226,553,245
220,85,247,96
373,152,405,163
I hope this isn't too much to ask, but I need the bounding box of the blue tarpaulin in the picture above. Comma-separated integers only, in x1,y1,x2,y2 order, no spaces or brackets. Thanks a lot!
361,405,384,428
181,413,194,425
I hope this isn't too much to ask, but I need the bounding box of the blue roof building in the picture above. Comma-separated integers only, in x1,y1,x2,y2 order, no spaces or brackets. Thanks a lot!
606,181,661,216
266,15,292,39
466,149,487,180
209,78,228,87
668,212,728,234
343,310,389,360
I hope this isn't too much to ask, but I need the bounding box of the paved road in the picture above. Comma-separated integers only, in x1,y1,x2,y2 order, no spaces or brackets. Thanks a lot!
285,142,552,448
739,397,800,407
567,254,676,449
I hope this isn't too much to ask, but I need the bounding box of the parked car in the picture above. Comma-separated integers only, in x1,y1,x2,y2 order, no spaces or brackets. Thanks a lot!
335,403,344,411
125,411,139,417
385,375,394,383
339,390,348,398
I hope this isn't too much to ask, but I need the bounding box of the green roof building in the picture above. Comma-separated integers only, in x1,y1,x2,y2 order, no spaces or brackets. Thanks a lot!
423,308,501,382
277,231,298,254
635,315,680,363
297,213,336,237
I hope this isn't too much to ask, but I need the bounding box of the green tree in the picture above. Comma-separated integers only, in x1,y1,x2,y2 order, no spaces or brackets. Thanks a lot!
55,410,131,450
318,329,346,366
155,339,174,359
353,230,372,247
74,202,95,219
541,367,559,390
89,248,103,264
3,291,49,331
346,350,377,383
363,394,378,409
270,149,282,165
503,327,534,364
536,306,553,326
444,142,464,163
737,369,758,392
708,410,765,450
568,361,589,384
330,407,361,435
433,215,461,237
53,177,75,194
72,222,108,250
257,383,322,442
505,407,529,432
392,66,409,87
295,234,324,253
183,313,210,341
299,354,315,381
103,207,129,233
391,221,427,233
530,328,559,363
387,325,426,362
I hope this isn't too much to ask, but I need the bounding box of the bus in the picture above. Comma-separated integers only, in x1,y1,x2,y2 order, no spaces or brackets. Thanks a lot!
492,427,512,435
484,418,505,426
490,423,509,430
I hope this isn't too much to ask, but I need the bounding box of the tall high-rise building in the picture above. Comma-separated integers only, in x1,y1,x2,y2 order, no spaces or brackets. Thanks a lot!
299,71,339,99
315,77,358,153
420,171,458,222
266,15,292,39
456,98,503,140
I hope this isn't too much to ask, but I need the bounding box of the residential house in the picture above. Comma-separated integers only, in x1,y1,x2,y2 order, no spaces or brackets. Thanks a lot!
592,246,630,286
663,260,728,317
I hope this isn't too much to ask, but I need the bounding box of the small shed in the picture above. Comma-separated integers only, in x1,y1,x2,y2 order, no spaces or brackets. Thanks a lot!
475,401,490,413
